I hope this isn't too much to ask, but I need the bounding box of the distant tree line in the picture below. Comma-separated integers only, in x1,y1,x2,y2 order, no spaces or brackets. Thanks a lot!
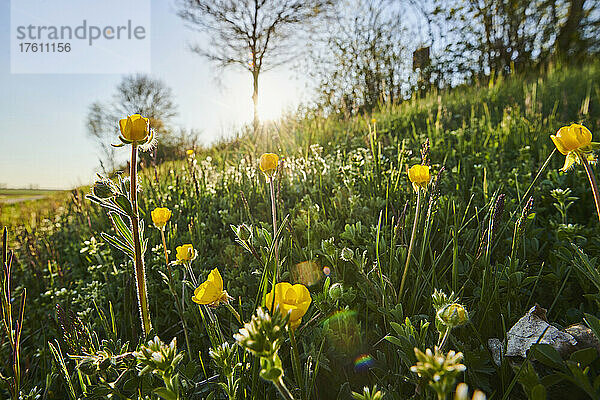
305,0,600,115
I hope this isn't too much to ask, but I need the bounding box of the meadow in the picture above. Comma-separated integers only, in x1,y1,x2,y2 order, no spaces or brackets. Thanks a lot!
3,62,600,399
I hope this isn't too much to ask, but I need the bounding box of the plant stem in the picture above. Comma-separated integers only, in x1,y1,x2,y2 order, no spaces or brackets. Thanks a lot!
225,302,242,325
269,178,280,281
580,154,600,222
186,261,199,287
274,378,295,400
399,189,421,299
160,229,171,279
130,143,152,336
438,327,451,349
288,327,303,395
172,284,193,362
161,231,192,362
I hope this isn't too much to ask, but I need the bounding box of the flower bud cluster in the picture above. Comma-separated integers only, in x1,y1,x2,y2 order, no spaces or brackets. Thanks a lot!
234,308,289,383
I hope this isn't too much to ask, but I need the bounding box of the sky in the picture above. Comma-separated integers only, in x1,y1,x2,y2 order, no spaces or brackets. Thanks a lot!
0,0,306,189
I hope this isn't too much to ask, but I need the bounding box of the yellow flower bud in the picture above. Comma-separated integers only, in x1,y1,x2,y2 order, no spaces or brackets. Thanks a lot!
151,207,171,230
175,244,196,263
186,149,194,156
408,164,431,192
266,282,312,329
259,153,279,180
437,303,469,329
192,268,229,306
118,114,150,142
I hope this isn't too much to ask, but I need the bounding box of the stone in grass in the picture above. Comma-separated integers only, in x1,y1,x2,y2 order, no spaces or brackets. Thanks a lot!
505,305,577,359
488,305,600,365
488,305,600,399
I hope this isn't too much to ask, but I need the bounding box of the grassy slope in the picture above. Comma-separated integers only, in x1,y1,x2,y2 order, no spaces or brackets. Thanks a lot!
3,62,600,398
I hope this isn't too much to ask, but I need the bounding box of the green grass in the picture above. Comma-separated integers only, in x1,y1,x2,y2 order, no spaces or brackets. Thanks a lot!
3,62,600,399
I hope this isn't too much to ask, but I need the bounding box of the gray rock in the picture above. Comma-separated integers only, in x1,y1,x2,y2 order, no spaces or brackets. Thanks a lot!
505,305,577,358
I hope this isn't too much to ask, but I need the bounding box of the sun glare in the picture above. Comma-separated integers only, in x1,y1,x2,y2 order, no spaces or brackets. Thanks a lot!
256,71,302,122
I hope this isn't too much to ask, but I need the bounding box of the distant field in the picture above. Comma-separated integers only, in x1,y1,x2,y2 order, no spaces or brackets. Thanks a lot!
0,188,61,204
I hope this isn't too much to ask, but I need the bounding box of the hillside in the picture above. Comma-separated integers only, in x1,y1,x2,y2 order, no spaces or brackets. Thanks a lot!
3,62,600,399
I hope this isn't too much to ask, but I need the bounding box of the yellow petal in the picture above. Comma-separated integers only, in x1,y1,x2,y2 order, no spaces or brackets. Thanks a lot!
266,282,289,311
119,118,128,135
551,134,569,155
192,281,220,304
571,123,592,147
408,164,430,189
207,268,224,292
266,282,311,327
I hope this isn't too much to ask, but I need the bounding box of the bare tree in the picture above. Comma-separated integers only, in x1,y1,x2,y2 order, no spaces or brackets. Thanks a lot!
86,74,177,171
305,0,410,115
177,0,336,134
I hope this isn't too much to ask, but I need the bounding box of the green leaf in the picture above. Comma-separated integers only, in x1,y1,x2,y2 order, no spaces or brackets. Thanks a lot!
584,313,600,342
383,335,403,347
323,276,331,297
531,384,546,400
154,387,178,400
540,372,563,388
532,344,564,370
101,233,134,259
569,347,597,367
114,194,133,216
564,361,595,396
86,195,129,217
390,321,405,336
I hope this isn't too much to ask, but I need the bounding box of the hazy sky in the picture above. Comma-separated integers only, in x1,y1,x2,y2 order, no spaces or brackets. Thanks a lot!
0,0,305,189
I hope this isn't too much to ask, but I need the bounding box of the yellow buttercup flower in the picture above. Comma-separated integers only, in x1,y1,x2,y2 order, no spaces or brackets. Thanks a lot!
408,164,431,192
118,114,150,143
551,123,598,171
259,153,279,180
175,244,196,263
151,207,171,230
192,268,229,306
266,282,312,329
186,149,194,156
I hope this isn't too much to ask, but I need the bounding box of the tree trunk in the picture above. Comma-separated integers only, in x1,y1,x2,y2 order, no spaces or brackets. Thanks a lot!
556,0,585,57
252,71,259,136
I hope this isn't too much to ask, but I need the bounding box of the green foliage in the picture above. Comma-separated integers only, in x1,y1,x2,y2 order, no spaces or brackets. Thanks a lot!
3,62,600,399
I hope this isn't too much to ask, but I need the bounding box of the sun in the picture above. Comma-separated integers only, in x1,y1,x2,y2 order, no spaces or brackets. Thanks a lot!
255,71,303,122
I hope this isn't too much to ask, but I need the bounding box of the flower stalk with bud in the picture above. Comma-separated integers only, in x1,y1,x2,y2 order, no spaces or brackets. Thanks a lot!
87,114,154,336
260,153,281,280
411,346,466,400
400,163,431,299
152,209,193,361
234,308,294,400
432,289,469,349
551,123,600,221
135,336,184,400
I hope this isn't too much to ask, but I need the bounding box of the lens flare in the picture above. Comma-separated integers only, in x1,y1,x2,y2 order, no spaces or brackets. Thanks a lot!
354,354,374,372
322,310,360,354
291,261,322,286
